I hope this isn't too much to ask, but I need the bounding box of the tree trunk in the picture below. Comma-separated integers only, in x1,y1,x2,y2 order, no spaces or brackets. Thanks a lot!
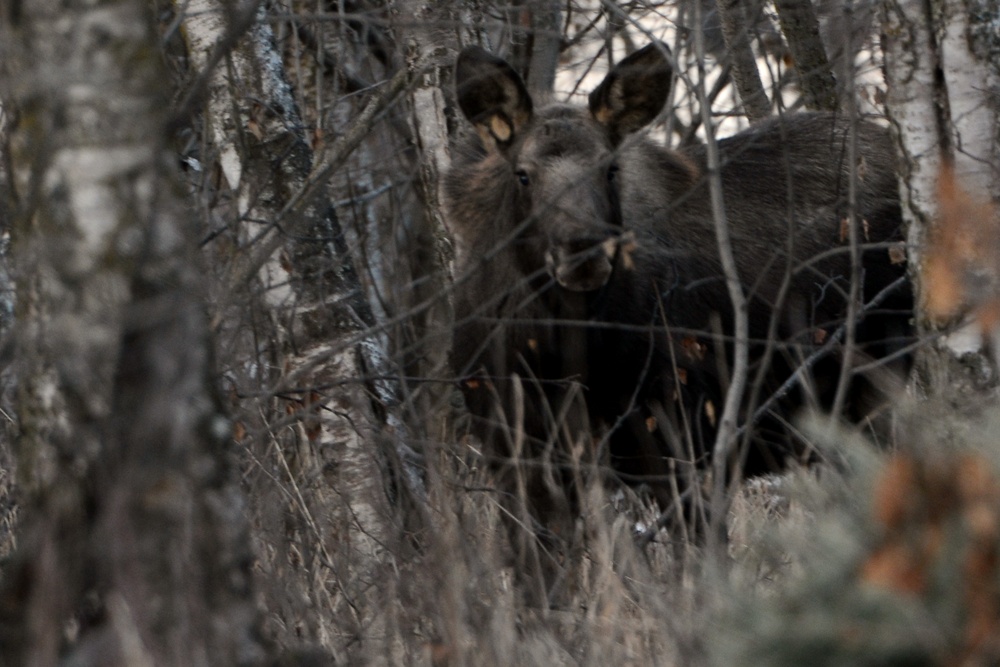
882,0,1000,401
773,0,837,111
0,0,265,664
179,1,415,659
392,0,464,446
712,0,771,121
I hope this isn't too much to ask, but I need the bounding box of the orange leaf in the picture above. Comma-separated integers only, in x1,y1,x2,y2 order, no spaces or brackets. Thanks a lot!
872,455,917,529
861,543,925,594
923,162,1000,325
977,300,1000,336
888,243,907,265
247,118,265,141
680,336,706,361
923,251,963,322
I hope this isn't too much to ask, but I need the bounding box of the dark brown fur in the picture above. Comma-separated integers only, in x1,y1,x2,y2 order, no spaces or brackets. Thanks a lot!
445,43,911,546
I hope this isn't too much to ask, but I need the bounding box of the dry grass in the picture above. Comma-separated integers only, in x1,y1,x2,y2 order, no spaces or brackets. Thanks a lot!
218,398,1000,666
2,335,998,666
232,390,805,665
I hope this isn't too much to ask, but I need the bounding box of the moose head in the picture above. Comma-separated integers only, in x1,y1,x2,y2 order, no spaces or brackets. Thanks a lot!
453,43,674,292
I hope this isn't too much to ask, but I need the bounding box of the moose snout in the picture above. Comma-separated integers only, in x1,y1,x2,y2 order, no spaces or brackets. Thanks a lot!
545,235,620,292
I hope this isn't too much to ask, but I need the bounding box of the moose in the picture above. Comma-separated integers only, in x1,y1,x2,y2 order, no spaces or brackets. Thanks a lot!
444,42,911,553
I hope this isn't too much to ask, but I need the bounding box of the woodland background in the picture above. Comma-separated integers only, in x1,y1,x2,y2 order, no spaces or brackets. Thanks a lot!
0,0,999,665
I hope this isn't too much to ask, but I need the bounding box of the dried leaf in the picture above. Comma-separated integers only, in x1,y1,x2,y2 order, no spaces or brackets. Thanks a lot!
957,454,998,503
680,336,706,361
861,543,925,594
305,422,322,442
872,455,917,529
704,400,716,428
977,300,1000,336
247,118,265,141
838,217,870,242
427,642,454,667
863,451,1000,660
888,242,907,265
923,251,963,321
923,162,1000,327
619,230,638,271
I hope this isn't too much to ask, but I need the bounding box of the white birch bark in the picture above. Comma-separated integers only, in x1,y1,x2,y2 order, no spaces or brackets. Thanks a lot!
3,2,141,653
392,0,473,453
182,0,297,309
179,1,410,658
883,0,1000,389
2,1,265,663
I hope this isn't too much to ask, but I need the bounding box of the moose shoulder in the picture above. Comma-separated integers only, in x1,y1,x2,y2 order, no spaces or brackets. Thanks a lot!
444,43,911,528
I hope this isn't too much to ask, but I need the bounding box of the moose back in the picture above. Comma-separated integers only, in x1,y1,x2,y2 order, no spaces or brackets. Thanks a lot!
443,43,910,520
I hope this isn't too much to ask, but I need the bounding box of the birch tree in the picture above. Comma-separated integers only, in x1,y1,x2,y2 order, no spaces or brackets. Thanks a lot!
0,0,264,663
177,1,416,658
882,0,1000,400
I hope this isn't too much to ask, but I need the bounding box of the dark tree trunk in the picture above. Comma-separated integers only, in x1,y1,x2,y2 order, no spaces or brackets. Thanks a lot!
713,0,771,121
774,0,837,111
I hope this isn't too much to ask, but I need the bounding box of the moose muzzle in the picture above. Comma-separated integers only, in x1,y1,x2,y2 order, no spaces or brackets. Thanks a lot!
545,235,620,292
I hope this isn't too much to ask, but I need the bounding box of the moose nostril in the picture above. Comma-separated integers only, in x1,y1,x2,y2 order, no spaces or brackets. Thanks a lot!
566,233,620,258
547,241,615,292
555,255,613,292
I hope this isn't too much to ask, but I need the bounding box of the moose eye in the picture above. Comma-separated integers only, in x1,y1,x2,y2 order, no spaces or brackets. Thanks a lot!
515,169,530,186
606,163,620,183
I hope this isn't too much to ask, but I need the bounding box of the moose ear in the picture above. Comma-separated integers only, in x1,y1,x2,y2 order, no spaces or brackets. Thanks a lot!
589,42,673,143
455,46,533,150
